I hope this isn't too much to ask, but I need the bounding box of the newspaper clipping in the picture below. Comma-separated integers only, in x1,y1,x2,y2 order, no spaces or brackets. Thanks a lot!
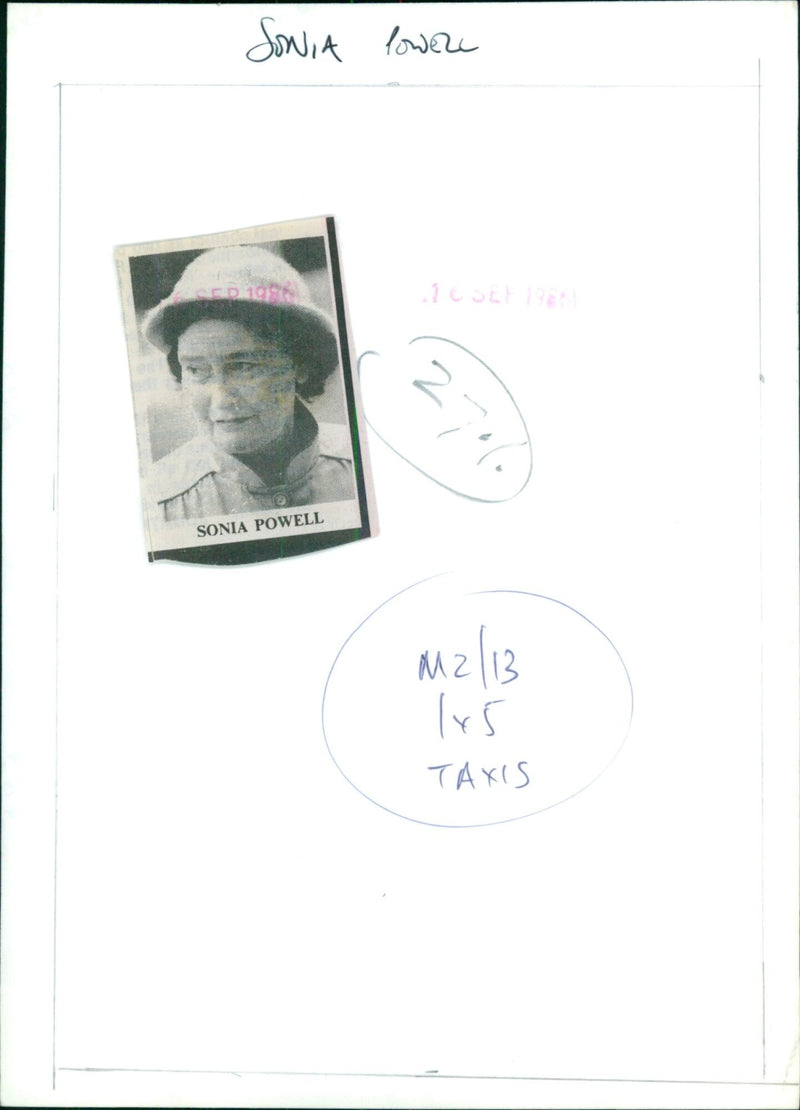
116,217,371,564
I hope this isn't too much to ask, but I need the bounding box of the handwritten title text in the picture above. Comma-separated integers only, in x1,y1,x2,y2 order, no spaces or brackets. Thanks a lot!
246,18,479,64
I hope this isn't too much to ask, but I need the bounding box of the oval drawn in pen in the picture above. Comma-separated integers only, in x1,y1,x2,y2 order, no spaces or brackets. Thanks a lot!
358,337,532,502
322,575,633,828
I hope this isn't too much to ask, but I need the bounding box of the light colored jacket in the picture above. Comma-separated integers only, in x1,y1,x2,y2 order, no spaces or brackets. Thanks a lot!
147,404,353,521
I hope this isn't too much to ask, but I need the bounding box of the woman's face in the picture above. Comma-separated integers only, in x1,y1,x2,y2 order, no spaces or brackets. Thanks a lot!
176,318,300,454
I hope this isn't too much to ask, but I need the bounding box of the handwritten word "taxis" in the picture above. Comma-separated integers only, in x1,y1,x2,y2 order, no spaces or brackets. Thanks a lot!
427,761,531,791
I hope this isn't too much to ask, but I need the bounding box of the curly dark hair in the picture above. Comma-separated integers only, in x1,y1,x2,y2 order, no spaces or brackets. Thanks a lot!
161,299,339,401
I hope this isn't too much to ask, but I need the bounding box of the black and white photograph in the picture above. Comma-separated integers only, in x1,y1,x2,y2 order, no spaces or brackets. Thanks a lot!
116,217,371,563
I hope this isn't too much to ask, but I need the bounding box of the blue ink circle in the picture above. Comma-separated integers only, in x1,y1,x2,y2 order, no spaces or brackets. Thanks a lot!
322,575,633,828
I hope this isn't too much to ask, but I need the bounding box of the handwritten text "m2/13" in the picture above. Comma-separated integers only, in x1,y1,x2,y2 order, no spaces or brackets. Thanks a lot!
246,19,479,64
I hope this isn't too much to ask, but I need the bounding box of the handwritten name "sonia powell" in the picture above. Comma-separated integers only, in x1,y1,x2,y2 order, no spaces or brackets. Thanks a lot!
246,17,478,63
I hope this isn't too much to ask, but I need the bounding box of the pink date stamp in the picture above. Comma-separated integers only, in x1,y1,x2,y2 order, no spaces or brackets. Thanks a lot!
172,280,299,305
422,282,577,310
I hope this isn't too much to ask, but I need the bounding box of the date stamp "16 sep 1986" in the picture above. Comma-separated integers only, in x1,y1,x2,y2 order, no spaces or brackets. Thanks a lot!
422,282,577,309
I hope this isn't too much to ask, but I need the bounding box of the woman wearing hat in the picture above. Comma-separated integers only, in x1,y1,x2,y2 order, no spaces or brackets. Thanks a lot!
143,245,353,521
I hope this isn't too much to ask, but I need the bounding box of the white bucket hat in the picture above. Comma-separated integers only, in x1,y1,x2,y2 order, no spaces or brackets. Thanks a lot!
143,244,335,354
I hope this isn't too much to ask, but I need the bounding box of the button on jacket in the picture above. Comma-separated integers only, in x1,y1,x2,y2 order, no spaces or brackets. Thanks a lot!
146,402,354,522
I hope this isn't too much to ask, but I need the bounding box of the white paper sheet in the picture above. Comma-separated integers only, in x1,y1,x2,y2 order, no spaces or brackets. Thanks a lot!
3,4,798,1107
